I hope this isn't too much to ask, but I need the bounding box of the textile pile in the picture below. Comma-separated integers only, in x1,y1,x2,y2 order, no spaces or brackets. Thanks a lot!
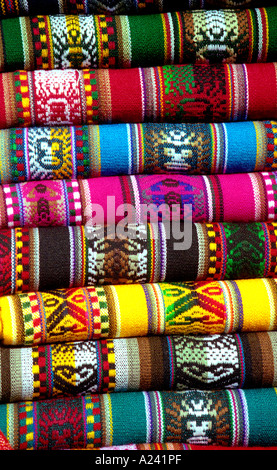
0,0,277,452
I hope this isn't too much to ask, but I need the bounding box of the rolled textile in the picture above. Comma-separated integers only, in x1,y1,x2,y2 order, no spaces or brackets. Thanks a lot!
2,278,277,346
1,64,277,129
1,9,277,72
1,222,277,297
97,444,277,451
0,0,272,17
0,429,12,450
1,388,277,449
2,331,277,402
0,172,277,229
1,121,277,184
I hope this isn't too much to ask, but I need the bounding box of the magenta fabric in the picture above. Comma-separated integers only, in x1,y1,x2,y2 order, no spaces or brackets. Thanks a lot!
0,172,276,228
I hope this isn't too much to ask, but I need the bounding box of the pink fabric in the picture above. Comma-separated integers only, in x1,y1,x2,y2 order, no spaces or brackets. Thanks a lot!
0,172,275,228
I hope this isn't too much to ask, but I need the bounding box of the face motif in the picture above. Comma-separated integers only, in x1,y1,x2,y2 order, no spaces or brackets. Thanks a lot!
36,138,64,170
192,11,239,63
181,395,217,444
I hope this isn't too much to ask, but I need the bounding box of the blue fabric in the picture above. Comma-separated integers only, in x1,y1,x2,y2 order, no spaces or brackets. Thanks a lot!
225,121,258,173
100,124,130,175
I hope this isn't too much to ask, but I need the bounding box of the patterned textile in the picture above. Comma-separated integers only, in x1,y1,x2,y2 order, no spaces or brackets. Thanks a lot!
0,9,277,72
2,331,277,402
0,64,277,129
2,222,277,297
97,443,277,450
1,388,277,449
1,121,277,185
2,278,277,346
0,429,12,450
0,172,277,229
0,0,272,17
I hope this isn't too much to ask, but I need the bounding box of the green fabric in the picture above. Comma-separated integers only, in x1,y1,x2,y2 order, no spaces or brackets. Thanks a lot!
110,392,147,446
247,388,277,446
1,18,24,71
129,14,165,67
267,7,277,61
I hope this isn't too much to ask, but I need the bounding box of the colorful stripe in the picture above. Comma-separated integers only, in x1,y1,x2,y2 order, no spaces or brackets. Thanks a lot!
0,9,276,71
1,278,277,346
1,389,277,449
1,222,277,297
2,331,277,402
0,63,276,129
0,172,276,229
0,121,275,184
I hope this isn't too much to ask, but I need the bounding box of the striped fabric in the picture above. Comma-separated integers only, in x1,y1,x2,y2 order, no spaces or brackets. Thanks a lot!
2,279,277,346
0,0,272,17
0,172,277,229
2,222,277,297
97,443,277,451
1,388,277,449
1,121,277,184
0,0,276,454
1,331,277,402
0,63,277,130
0,9,277,72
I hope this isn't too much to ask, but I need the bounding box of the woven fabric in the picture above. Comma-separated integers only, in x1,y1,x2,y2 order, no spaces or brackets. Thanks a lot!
1,121,277,184
0,64,277,130
0,429,12,450
1,388,277,449
97,443,277,450
0,172,277,228
2,331,277,402
1,222,277,297
0,9,277,72
0,0,272,17
2,278,277,346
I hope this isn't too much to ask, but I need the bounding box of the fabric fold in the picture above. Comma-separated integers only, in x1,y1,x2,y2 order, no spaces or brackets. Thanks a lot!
1,331,277,402
0,64,277,129
1,388,277,449
0,9,277,72
1,121,277,184
1,279,277,346
0,172,277,228
1,222,277,297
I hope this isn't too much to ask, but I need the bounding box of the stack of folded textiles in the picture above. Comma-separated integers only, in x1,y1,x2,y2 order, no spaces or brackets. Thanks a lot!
1,0,277,452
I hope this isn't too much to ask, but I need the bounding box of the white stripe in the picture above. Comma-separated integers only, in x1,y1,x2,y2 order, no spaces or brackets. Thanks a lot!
255,8,264,62
154,391,164,443
130,175,141,224
242,63,249,120
202,175,213,222
71,127,77,179
19,347,33,400
19,18,28,71
127,124,133,174
249,173,261,221
138,68,145,122
143,392,151,443
68,226,75,287
167,13,175,64
24,128,30,181
159,222,167,282
32,227,40,292
113,339,129,391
